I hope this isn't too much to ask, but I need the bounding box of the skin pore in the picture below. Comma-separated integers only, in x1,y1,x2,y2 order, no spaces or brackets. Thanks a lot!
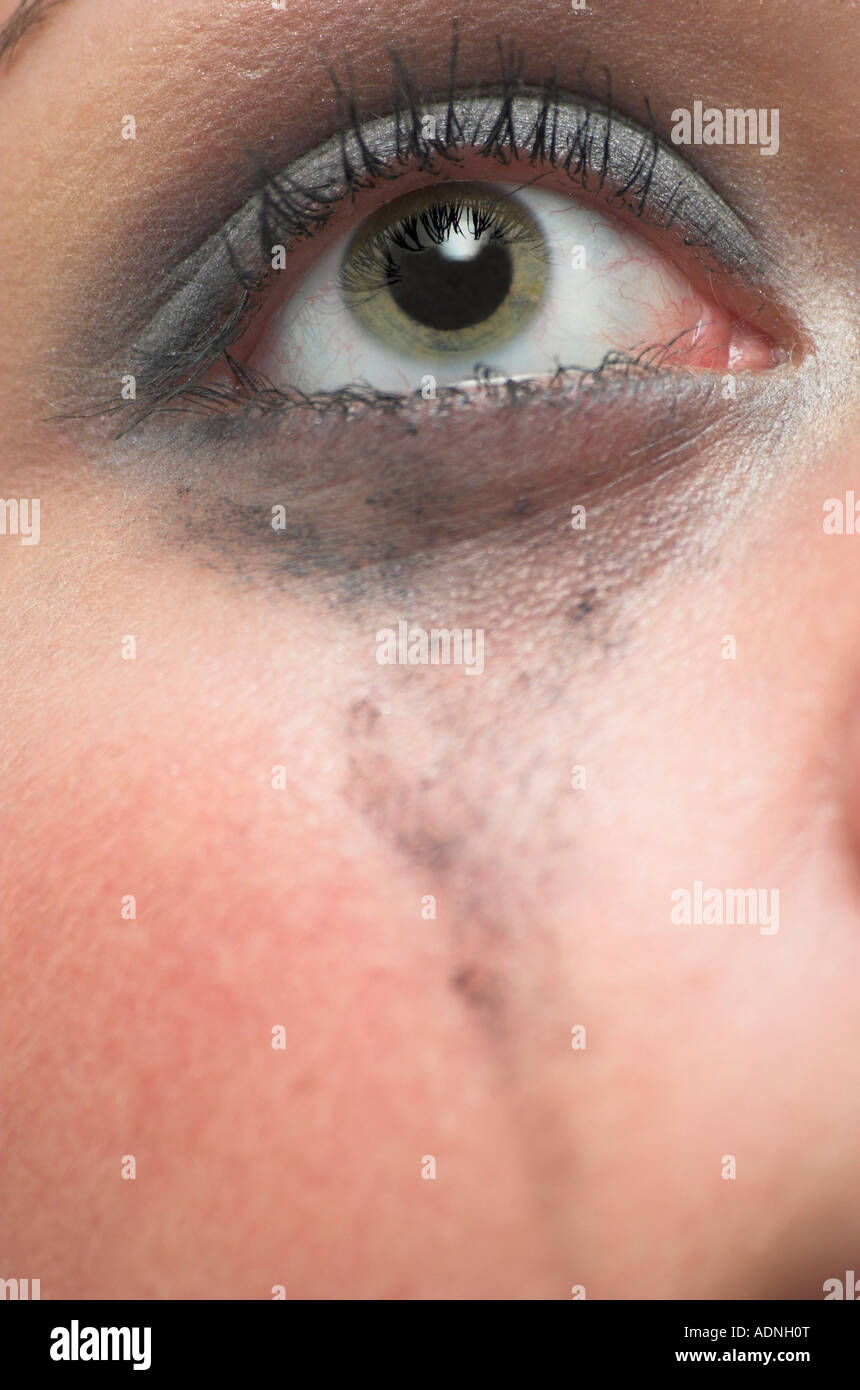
0,0,858,1298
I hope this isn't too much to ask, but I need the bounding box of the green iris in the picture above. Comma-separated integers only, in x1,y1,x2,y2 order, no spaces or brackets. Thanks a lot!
339,182,549,356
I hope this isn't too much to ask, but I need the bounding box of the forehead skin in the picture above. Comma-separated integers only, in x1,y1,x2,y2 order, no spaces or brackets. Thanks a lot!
0,0,858,1298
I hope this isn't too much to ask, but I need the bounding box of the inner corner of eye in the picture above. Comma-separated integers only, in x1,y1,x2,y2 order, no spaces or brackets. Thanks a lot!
240,175,780,398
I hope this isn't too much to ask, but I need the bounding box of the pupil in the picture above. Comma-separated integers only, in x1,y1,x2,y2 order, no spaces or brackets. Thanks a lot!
388,230,513,332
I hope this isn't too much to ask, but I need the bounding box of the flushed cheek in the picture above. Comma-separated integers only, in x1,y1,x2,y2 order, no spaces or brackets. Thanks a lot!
0,675,562,1296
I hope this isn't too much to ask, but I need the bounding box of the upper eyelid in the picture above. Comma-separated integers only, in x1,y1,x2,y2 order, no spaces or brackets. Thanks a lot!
266,91,767,272
90,85,773,429
171,86,770,312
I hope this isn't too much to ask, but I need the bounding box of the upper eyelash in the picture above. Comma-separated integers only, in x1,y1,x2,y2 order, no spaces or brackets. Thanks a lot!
72,27,769,435
340,191,547,306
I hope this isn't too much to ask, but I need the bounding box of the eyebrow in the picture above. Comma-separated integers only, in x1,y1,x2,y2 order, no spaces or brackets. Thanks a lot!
0,0,69,70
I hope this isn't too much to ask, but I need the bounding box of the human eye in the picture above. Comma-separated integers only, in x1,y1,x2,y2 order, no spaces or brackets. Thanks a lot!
96,72,790,433
254,170,774,396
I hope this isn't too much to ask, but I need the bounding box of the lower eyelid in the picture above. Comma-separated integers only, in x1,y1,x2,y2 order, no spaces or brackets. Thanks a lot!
132,367,791,582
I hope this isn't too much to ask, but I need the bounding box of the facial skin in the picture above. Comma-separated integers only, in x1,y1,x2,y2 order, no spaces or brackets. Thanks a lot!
0,0,858,1300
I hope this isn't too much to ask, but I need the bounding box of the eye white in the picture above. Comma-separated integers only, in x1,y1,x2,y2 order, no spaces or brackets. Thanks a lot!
253,182,700,393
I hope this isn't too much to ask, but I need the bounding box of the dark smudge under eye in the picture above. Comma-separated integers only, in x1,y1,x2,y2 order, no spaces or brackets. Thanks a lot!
147,368,758,586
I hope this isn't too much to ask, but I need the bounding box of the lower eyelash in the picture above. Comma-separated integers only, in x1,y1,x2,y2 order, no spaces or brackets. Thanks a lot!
71,26,769,435
108,339,719,446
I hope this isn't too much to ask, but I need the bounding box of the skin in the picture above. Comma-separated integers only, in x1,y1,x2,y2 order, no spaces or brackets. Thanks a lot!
0,0,858,1299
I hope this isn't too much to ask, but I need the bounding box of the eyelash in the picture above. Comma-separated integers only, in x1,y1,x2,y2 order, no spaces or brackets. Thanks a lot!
78,27,770,437
340,192,547,308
